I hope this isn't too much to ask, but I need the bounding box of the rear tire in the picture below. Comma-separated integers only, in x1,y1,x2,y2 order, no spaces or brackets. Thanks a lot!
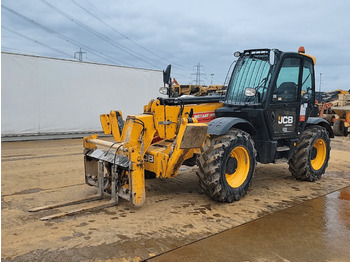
288,126,330,181
196,129,256,202
333,119,344,136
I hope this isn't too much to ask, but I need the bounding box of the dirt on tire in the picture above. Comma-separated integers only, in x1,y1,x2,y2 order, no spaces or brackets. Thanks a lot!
288,126,331,181
196,129,256,202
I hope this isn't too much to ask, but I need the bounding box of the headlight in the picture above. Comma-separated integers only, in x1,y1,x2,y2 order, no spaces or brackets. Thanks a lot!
244,87,256,97
159,87,168,95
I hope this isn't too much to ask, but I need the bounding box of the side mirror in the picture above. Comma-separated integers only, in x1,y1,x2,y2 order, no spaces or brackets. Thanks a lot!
163,65,171,85
302,92,312,102
161,65,172,97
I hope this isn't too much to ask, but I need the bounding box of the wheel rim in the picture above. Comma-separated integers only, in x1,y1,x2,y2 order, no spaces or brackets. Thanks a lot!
225,146,250,188
311,138,326,170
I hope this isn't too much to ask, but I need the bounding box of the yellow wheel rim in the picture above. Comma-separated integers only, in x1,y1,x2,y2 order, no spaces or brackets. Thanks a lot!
225,146,250,188
311,138,326,170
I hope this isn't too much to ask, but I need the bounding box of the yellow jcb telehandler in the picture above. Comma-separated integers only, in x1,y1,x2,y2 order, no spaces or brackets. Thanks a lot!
31,47,333,220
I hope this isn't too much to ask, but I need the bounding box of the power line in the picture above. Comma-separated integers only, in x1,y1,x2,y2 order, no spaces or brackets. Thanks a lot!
2,2,193,80
39,0,166,69
2,46,67,58
77,0,191,71
82,0,139,39
2,25,73,58
71,1,161,59
2,4,132,66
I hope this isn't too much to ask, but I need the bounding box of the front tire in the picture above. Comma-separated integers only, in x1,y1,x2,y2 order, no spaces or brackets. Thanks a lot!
288,126,330,181
197,129,256,202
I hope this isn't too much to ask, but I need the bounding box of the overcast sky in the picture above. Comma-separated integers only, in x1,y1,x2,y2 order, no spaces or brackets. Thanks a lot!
2,0,350,91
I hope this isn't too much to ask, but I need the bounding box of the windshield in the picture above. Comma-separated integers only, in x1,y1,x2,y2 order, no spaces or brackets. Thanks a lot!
225,50,272,105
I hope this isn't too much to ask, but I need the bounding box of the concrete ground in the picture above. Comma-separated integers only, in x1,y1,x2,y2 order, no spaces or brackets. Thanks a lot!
148,186,350,262
1,136,350,261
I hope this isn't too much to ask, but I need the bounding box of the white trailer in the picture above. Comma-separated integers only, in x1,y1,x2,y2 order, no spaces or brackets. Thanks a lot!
1,53,163,137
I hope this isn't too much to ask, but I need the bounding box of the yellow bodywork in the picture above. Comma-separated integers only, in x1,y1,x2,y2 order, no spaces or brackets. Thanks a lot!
84,98,223,206
300,53,316,65
100,110,124,142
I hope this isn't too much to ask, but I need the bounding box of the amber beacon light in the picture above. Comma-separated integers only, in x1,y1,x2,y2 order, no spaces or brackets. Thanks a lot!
298,46,305,53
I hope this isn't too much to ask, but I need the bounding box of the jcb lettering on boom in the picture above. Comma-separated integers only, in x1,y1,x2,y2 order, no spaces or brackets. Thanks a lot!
144,154,154,163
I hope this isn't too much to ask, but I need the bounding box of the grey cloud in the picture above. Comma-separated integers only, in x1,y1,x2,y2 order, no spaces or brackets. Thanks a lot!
2,0,350,89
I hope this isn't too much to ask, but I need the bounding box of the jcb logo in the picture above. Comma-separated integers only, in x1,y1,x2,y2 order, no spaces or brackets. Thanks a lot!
278,116,293,125
144,154,154,163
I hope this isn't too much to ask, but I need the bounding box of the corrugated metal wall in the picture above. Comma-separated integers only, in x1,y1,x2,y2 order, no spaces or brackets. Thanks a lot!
1,53,163,136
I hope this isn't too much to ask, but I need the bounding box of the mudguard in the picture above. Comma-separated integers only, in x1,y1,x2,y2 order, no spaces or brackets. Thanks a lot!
207,117,256,136
306,117,334,138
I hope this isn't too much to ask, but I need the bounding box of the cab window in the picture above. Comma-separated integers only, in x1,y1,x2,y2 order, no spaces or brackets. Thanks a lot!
272,57,301,102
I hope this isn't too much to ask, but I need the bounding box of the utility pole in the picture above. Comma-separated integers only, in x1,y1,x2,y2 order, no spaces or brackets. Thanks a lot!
74,48,87,61
319,72,322,93
191,62,205,85
210,73,214,85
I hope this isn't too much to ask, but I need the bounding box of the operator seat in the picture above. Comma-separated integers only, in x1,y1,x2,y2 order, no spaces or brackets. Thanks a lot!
273,82,297,101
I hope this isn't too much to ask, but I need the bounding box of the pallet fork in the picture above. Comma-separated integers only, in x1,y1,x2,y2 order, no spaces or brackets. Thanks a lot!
29,160,119,221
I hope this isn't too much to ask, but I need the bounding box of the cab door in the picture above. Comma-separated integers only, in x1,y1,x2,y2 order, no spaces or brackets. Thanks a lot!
267,56,302,139
298,58,315,129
